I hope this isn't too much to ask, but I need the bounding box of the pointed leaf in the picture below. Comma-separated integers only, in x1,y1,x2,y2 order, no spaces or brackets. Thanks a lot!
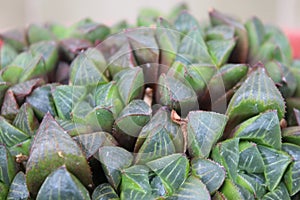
212,138,239,181
207,39,236,67
238,141,264,173
120,165,153,200
0,144,17,186
92,183,119,200
233,110,281,149
220,179,244,200
174,11,202,36
52,85,87,119
98,146,133,190
36,166,91,200
27,24,54,44
0,43,18,68
1,89,19,120
282,126,300,146
8,138,32,157
26,113,92,196
226,68,285,129
146,154,189,195
167,176,210,200
26,84,57,119
206,25,235,40
258,145,292,191
236,173,267,199
191,158,226,194
0,116,29,147
6,172,29,200
0,29,27,51
114,67,144,105
262,182,290,200
73,132,117,159
187,111,228,158
135,125,176,164
13,103,38,136
282,143,300,195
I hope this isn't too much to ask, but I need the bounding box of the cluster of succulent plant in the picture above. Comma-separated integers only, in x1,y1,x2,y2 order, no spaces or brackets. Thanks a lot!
1,3,300,199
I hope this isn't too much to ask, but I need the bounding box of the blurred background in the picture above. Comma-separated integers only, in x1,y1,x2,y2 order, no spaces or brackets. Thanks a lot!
0,0,299,31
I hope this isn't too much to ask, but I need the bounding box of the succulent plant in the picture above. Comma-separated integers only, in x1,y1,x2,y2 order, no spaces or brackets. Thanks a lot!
0,3,300,200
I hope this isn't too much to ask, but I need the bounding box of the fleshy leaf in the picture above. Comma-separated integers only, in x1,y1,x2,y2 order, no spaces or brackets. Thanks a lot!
282,143,300,195
36,166,91,200
146,154,189,195
73,132,117,159
13,103,38,136
219,179,244,200
26,84,57,119
0,116,29,147
135,125,176,164
167,176,210,200
282,126,300,146
258,145,292,191
236,173,267,199
70,51,108,86
8,138,32,157
0,43,18,69
6,172,29,200
0,144,17,186
226,68,285,130
211,138,239,181
232,110,281,150
207,39,236,68
187,111,228,158
1,89,19,120
191,158,226,194
26,113,92,196
151,175,166,198
120,165,153,200
0,29,27,51
238,141,264,173
52,85,87,120
114,67,144,105
262,182,290,200
27,24,54,44
158,73,198,116
206,25,235,40
98,146,133,190
174,11,201,36
92,183,119,200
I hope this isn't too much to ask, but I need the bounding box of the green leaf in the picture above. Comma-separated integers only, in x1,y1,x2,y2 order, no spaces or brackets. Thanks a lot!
114,67,144,105
187,111,228,158
1,89,19,120
174,11,202,36
238,141,264,173
10,78,44,103
135,125,176,164
6,172,29,200
191,158,226,194
0,181,8,200
26,113,92,196
70,52,108,86
282,143,300,195
236,173,266,199
0,144,17,186
156,18,180,67
134,107,182,153
137,8,160,26
206,25,235,40
0,116,29,147
212,138,239,182
92,183,119,200
73,132,117,159
258,145,292,191
150,175,166,197
8,138,32,157
282,126,300,146
120,165,153,200
0,81,9,106
212,191,227,200
226,68,285,129
176,29,212,65
167,176,210,200
0,28,27,51
220,179,244,200
158,73,197,116
27,24,54,44
36,166,91,200
209,9,249,63
98,146,133,190
232,110,281,150
262,182,290,200
26,84,58,119
13,103,38,135
115,100,151,138
52,85,87,120
0,43,18,69
146,154,189,195
207,39,236,67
